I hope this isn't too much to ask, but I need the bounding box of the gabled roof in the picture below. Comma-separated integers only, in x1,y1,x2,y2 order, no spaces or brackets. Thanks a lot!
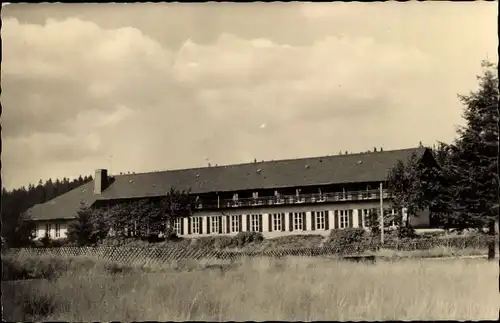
24,181,97,221
26,147,428,221
98,147,427,199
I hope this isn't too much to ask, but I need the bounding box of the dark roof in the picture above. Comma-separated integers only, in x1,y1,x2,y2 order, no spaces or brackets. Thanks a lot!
26,147,428,221
24,181,97,221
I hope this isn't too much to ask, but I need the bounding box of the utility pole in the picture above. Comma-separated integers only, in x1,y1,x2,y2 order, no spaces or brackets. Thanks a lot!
379,182,384,244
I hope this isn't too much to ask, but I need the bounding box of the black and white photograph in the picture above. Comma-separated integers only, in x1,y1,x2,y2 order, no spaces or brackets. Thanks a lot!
1,2,499,321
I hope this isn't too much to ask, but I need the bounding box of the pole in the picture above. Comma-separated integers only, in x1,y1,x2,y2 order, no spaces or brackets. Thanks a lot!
379,182,384,244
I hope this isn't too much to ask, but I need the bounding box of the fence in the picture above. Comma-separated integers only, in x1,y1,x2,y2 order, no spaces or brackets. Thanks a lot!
3,235,497,266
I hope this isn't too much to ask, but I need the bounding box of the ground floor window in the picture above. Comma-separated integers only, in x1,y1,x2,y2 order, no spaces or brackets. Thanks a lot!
55,223,61,238
191,217,201,234
250,214,261,232
210,216,220,234
173,218,181,235
45,224,52,238
339,210,350,228
231,215,240,233
293,212,304,231
360,209,371,228
315,211,326,230
272,213,283,231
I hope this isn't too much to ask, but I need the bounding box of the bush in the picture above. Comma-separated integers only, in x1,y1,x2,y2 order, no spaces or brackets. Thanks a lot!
235,232,264,247
397,226,417,239
266,235,324,249
326,228,370,254
2,256,70,281
214,235,238,249
39,233,52,247
162,227,180,241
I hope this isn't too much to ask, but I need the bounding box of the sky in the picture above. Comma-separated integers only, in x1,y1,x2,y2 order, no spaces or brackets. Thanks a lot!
1,2,497,190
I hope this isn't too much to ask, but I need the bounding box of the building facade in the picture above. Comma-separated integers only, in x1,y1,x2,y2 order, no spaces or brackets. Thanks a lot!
26,147,434,240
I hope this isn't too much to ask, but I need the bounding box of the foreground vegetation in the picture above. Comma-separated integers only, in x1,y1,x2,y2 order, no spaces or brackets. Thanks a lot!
2,254,498,321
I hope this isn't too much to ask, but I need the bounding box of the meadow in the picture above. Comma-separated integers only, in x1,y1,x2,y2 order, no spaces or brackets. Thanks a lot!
2,254,498,321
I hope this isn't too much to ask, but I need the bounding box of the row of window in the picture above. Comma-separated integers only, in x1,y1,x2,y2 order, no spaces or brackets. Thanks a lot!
172,209,387,235
37,223,62,238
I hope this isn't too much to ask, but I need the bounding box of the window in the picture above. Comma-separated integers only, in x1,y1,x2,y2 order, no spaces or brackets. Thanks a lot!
191,217,201,234
315,211,326,230
210,216,220,234
55,223,61,238
231,215,240,233
252,192,259,199
233,193,239,201
272,213,283,231
250,214,261,232
293,212,304,231
360,209,371,228
173,218,181,235
339,210,350,228
45,224,52,238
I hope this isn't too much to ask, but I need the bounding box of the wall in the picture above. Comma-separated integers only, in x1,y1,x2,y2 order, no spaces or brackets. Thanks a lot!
34,220,71,240
177,201,404,238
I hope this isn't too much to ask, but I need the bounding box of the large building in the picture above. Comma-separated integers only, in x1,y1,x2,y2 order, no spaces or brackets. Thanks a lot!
26,147,436,240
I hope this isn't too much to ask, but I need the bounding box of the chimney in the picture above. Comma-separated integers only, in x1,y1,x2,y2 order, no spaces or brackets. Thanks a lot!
94,169,108,195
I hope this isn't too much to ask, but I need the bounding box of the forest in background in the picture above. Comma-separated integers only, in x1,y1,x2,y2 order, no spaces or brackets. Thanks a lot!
2,175,94,245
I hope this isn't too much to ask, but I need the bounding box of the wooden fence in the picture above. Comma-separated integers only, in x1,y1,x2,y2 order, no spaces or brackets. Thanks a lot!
3,235,496,266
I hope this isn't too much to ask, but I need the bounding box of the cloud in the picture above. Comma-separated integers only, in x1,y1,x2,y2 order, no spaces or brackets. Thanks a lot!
1,2,497,189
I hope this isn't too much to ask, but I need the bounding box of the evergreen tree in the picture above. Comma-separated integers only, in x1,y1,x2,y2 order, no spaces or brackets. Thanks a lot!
450,61,498,231
67,202,99,246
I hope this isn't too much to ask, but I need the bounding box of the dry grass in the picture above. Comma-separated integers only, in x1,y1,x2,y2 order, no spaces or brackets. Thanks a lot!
2,255,498,321
372,246,494,259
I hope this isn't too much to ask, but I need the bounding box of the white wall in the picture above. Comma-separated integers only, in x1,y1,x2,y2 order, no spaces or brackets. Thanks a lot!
180,201,398,238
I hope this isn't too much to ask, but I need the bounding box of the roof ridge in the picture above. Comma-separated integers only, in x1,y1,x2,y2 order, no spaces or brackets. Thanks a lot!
112,147,423,178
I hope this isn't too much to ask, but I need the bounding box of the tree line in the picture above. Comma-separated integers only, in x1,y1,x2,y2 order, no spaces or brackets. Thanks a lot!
2,176,94,246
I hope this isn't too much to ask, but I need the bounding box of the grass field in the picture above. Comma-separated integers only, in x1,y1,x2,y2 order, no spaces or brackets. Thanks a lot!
2,255,498,321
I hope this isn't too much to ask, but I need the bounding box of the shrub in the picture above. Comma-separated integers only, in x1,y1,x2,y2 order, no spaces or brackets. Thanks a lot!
214,235,238,249
67,203,102,246
39,233,52,247
235,232,264,247
266,235,324,249
397,225,417,239
327,228,370,254
188,236,239,249
163,227,180,241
